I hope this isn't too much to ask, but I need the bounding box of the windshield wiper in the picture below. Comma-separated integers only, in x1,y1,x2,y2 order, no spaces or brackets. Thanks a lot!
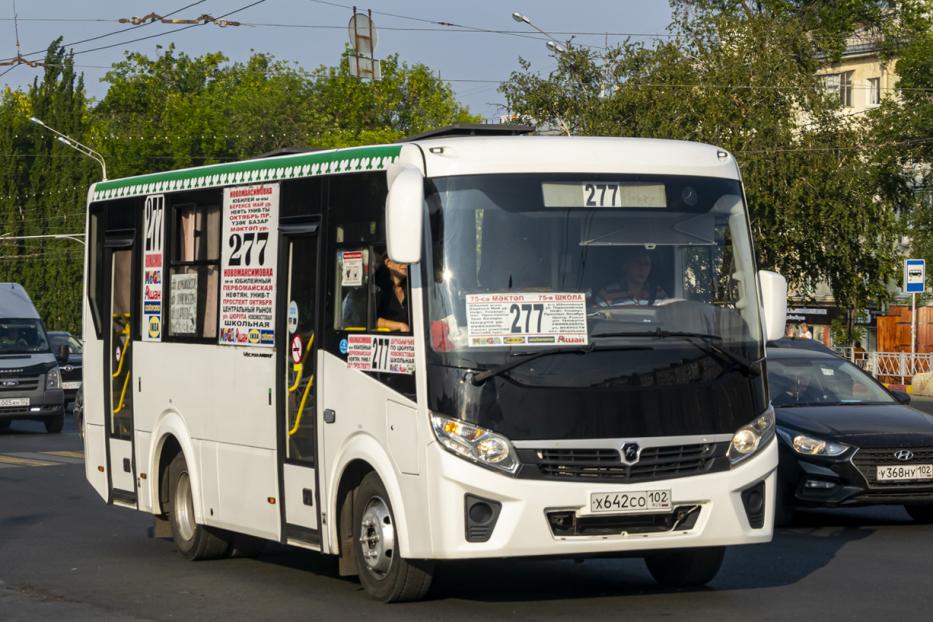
467,344,640,386
590,328,762,376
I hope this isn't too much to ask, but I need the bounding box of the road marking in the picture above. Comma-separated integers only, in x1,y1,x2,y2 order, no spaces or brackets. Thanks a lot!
0,455,58,467
43,450,85,460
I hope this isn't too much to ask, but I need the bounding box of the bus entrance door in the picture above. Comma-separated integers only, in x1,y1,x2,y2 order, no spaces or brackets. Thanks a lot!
279,228,321,543
103,236,137,505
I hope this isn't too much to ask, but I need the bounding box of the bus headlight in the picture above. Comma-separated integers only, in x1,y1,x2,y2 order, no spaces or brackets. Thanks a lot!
728,408,775,465
46,367,62,390
431,413,519,474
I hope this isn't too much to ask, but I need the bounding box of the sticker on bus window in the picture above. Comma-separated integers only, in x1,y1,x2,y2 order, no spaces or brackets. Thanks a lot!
287,300,299,334
465,292,588,347
341,250,364,287
346,335,415,374
142,194,165,342
219,183,279,347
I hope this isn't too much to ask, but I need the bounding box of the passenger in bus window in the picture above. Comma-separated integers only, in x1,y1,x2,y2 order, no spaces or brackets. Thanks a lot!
375,256,410,332
596,247,668,306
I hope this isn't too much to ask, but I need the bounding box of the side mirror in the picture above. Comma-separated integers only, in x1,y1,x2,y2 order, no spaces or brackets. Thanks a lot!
890,389,911,405
758,270,787,342
56,344,70,364
385,166,424,264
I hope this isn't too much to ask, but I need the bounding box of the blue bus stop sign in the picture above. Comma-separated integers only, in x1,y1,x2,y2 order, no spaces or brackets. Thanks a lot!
905,259,925,294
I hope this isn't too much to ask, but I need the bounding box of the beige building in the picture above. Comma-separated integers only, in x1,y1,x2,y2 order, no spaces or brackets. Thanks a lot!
815,34,897,114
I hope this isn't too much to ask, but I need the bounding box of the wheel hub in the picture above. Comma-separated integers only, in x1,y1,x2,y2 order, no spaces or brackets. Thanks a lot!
174,471,196,541
359,496,394,576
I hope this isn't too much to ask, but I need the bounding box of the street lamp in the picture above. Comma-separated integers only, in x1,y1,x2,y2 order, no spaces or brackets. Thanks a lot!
511,12,567,53
29,116,107,180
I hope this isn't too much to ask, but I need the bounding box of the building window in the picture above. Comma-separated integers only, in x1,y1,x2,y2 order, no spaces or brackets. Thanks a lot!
868,77,881,106
821,72,853,108
168,201,221,339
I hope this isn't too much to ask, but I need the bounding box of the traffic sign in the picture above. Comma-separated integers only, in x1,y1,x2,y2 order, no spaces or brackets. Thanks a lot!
905,259,925,294
291,334,304,364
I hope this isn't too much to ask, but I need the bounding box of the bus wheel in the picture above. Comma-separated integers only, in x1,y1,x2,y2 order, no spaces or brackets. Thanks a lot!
644,546,725,588
167,453,229,560
44,409,64,434
352,472,434,602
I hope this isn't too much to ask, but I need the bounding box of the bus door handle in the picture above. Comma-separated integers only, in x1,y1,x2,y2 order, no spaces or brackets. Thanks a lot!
323,409,336,424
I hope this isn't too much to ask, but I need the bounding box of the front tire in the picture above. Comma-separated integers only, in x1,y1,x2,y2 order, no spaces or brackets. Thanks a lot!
167,453,230,560
352,472,433,602
644,546,725,588
44,409,64,434
905,504,933,523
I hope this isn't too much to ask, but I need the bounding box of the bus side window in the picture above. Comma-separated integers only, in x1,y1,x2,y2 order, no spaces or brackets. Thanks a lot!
325,173,415,397
165,190,222,341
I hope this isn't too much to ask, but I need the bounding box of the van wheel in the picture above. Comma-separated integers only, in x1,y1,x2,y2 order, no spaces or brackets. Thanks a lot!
167,453,230,560
44,409,64,434
644,546,725,588
353,472,434,602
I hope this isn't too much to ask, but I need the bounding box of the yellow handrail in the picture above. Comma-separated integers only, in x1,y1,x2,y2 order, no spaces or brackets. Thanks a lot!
113,366,131,414
288,374,314,437
111,315,132,379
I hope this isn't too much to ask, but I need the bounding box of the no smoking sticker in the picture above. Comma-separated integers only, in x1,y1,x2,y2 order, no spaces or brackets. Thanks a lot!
291,334,304,364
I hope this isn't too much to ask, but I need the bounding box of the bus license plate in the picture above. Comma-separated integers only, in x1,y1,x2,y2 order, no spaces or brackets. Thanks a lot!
0,398,29,407
590,490,671,514
877,464,933,482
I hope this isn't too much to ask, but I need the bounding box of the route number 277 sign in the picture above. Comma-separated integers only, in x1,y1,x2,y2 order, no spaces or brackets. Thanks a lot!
219,183,280,347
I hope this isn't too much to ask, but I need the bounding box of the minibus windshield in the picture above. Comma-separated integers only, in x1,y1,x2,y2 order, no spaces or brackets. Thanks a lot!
0,318,51,355
425,173,764,373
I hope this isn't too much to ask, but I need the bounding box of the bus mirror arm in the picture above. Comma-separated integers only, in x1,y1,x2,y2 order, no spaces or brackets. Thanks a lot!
385,165,424,264
758,270,787,342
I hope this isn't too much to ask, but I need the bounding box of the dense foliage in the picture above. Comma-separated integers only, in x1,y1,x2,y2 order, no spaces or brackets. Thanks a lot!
0,43,477,332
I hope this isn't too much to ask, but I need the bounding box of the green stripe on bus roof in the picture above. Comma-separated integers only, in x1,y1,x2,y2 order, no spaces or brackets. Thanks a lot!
91,144,401,202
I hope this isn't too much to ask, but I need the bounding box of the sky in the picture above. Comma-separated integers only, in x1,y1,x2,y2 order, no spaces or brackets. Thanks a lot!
0,0,674,121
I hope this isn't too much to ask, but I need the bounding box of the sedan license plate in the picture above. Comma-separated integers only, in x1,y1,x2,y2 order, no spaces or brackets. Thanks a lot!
62,381,81,390
590,490,671,514
0,397,29,407
877,464,933,482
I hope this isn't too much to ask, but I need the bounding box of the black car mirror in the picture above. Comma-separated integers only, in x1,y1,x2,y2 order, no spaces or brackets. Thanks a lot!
56,343,70,365
890,389,911,405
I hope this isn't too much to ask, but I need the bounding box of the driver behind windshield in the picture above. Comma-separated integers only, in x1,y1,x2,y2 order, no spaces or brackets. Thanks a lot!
596,246,669,307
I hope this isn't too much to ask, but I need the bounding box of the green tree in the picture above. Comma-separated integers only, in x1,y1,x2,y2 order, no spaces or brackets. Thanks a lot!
501,0,930,317
0,39,94,333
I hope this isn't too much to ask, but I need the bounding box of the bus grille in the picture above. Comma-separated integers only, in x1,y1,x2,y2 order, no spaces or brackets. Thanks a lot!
852,447,933,489
519,442,730,483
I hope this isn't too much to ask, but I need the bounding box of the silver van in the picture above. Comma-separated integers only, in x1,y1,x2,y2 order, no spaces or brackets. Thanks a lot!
0,283,67,433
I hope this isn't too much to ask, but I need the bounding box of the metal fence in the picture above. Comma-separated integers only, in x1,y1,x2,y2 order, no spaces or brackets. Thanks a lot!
834,347,933,385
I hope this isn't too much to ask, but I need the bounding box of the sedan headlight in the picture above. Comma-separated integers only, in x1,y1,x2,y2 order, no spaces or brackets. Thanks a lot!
431,413,519,474
778,428,850,457
46,367,62,390
728,408,775,465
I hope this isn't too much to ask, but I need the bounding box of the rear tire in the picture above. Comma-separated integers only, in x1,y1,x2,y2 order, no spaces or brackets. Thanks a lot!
44,409,64,434
905,504,933,523
644,546,725,588
352,472,434,602
167,453,230,560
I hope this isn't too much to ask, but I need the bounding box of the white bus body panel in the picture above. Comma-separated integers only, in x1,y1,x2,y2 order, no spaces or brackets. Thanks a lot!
415,136,740,181
283,463,318,531
108,438,135,491
319,351,432,558
134,342,280,539
421,439,777,559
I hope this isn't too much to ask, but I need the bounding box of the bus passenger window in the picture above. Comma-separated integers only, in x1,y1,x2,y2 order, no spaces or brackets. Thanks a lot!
167,199,221,339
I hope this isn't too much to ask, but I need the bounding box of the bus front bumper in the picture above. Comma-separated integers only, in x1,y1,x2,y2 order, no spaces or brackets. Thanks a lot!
422,438,777,559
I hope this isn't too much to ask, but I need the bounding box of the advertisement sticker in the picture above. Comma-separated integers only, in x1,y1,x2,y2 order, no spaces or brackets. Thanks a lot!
218,183,279,347
141,194,164,342
465,292,588,347
346,334,415,374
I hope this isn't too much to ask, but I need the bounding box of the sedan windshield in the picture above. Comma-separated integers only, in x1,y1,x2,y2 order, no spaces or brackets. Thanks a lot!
425,173,763,373
768,357,894,406
0,318,51,354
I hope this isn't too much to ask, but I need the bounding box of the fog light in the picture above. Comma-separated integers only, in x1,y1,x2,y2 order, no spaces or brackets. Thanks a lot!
741,481,766,529
30,407,41,412
804,480,836,489
464,494,501,543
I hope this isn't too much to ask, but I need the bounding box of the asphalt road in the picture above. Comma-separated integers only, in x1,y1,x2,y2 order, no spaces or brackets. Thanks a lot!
3,403,933,621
